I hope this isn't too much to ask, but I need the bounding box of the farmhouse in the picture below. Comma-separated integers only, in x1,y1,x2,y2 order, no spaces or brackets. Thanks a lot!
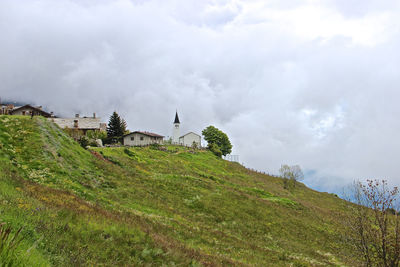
0,104,15,115
50,113,106,134
123,131,164,146
8,104,53,117
179,132,201,147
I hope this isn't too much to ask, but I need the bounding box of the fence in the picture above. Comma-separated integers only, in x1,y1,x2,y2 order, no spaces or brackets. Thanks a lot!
223,154,240,162
238,164,280,178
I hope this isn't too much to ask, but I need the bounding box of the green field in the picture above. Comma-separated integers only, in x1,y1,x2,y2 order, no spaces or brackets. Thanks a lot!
0,116,359,266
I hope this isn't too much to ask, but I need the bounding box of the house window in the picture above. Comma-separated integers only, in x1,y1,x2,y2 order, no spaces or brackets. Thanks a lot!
131,137,134,141
140,137,144,141
22,111,26,115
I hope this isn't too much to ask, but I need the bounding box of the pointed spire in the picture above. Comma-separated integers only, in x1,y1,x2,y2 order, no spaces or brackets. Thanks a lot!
174,111,180,124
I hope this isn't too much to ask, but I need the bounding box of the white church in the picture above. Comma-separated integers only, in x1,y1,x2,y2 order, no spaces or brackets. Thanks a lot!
172,111,202,148
123,111,201,147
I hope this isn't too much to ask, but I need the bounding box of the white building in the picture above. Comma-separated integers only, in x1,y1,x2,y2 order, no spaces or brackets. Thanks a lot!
179,132,201,147
172,111,180,144
123,131,164,146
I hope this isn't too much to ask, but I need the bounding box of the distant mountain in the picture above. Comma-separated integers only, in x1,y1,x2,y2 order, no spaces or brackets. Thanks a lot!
0,99,30,106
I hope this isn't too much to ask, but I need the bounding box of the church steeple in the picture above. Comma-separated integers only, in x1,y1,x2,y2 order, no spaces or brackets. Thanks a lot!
174,111,180,124
172,110,180,144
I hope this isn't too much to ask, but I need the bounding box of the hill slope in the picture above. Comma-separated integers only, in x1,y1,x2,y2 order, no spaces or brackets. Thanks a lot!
0,116,358,266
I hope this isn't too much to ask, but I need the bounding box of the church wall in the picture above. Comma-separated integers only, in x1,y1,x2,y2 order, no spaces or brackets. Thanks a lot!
172,123,180,144
179,133,201,147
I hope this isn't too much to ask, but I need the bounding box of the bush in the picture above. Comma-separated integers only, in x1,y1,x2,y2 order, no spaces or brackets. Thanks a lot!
63,128,84,140
78,136,89,148
88,139,99,147
208,143,222,158
149,143,161,150
191,141,198,150
124,148,136,157
86,130,107,141
279,164,304,189
103,136,122,145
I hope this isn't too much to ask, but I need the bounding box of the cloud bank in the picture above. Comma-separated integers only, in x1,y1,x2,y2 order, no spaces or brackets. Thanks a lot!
1,0,400,193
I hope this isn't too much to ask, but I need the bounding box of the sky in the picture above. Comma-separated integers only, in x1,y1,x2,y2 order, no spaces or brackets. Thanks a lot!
1,0,400,194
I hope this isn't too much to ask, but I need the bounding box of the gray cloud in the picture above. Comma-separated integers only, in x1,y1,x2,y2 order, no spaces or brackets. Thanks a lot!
1,0,400,193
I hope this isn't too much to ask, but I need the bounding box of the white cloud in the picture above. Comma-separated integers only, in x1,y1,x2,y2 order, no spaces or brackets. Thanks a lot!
1,0,400,193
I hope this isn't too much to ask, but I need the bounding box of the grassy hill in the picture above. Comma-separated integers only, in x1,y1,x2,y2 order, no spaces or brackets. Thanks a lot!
0,116,358,266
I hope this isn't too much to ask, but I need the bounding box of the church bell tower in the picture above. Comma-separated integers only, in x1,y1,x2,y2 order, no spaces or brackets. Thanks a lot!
172,111,180,144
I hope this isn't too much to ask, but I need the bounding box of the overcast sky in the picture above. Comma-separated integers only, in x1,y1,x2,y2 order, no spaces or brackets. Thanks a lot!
1,0,400,193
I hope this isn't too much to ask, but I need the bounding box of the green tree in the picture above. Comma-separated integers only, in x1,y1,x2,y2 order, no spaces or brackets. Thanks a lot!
106,112,126,142
202,126,232,157
121,118,129,135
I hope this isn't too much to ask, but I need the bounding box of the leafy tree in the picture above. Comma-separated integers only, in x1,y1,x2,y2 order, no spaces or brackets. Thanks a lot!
345,180,400,267
202,126,232,157
106,111,127,142
86,130,107,141
279,164,304,189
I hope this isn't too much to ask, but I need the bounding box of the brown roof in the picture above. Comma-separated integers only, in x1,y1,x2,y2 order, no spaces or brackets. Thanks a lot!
124,131,164,138
10,105,52,117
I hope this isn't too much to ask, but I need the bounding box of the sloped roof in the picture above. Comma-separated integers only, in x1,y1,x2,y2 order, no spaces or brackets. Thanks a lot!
174,111,180,124
51,117,102,130
124,131,164,138
10,105,52,117
179,132,201,138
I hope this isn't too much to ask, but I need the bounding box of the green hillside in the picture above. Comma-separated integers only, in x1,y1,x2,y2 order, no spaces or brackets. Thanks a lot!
0,116,358,266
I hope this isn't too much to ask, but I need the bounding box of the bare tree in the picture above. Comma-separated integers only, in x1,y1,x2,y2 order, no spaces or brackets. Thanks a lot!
279,164,304,189
345,179,400,267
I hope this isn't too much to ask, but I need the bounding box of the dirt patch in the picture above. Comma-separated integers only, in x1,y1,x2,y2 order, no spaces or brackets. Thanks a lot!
90,150,111,163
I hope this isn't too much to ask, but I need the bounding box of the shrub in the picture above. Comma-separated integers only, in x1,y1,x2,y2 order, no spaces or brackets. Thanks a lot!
88,139,99,147
208,143,222,158
78,136,89,148
191,141,198,150
149,143,161,150
124,148,136,157
63,128,84,141
86,130,107,141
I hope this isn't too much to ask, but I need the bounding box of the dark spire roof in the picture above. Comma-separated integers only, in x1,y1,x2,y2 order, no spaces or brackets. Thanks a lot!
174,111,180,124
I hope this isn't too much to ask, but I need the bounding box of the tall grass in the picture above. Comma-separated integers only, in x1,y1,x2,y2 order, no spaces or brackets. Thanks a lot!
0,223,23,266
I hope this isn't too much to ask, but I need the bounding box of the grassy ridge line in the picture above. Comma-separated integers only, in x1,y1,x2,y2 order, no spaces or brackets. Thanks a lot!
0,116,358,266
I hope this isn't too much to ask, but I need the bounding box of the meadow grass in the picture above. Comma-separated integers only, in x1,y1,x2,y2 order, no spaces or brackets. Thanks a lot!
0,116,360,266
